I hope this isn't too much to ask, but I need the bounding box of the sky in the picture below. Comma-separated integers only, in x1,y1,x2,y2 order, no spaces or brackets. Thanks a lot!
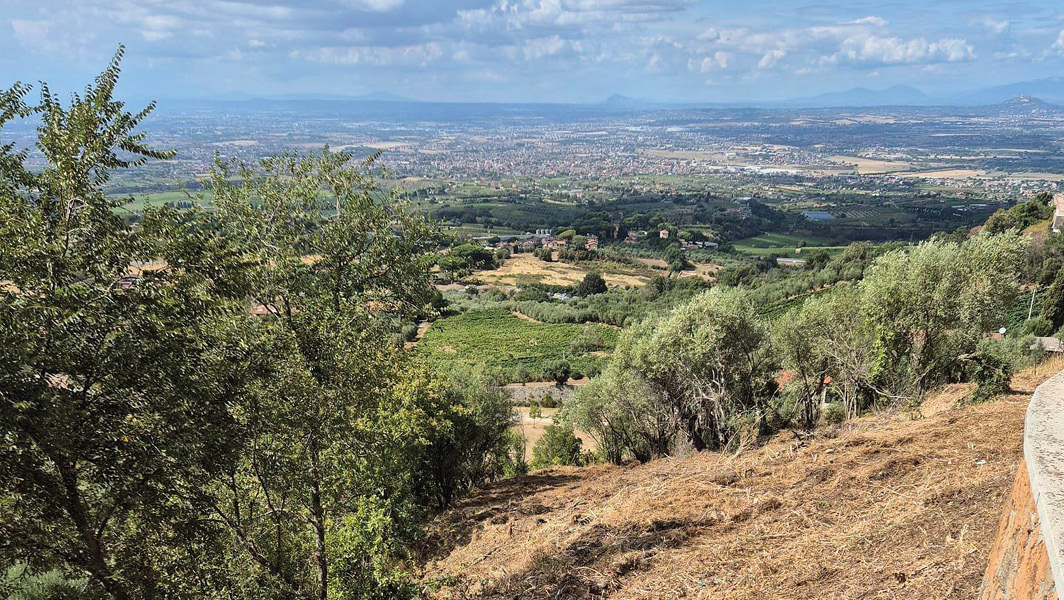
3,0,1064,103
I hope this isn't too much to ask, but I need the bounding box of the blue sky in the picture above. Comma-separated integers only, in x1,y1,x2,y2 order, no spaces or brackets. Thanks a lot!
3,0,1064,103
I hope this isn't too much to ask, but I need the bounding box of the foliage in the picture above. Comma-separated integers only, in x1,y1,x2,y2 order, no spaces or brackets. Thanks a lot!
860,232,1028,399
1043,268,1064,332
416,309,617,383
439,243,495,279
984,194,1054,234
0,48,249,600
530,424,584,470
566,289,776,459
965,352,1013,404
545,360,572,386
0,564,90,600
575,272,608,297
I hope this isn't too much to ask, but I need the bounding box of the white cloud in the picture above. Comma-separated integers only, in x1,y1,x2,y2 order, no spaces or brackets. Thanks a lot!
1052,29,1064,56
758,49,786,69
340,0,406,10
978,18,1009,35
11,20,51,49
689,51,731,73
296,42,445,66
853,16,887,27
824,35,974,66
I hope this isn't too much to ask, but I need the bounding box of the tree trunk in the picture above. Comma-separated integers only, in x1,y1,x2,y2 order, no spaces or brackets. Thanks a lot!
56,458,131,600
308,444,328,600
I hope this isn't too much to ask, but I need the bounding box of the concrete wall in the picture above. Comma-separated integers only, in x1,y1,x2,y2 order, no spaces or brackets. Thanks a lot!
980,370,1064,599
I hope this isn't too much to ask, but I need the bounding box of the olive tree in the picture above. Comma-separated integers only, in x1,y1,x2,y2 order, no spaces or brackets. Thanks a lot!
860,233,1027,399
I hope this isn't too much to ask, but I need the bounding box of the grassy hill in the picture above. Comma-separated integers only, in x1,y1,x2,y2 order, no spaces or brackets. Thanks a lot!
417,356,1064,600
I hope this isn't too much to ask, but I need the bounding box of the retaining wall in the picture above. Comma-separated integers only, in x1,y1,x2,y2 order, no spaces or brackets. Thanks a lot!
980,370,1064,600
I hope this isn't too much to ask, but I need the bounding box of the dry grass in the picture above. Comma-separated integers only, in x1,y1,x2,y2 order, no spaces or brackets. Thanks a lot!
418,356,1064,599
827,155,913,174
478,254,651,288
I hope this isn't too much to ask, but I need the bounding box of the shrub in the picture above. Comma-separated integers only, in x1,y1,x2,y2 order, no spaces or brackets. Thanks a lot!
531,424,584,470
1027,316,1056,336
966,351,1013,404
545,360,572,386
822,402,846,425
500,431,529,478
576,272,608,297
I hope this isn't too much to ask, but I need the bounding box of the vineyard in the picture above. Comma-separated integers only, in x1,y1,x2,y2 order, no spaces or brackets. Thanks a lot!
416,308,619,382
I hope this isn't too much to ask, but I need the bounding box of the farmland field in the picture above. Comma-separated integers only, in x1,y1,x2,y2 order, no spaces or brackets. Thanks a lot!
731,232,846,256
415,308,618,382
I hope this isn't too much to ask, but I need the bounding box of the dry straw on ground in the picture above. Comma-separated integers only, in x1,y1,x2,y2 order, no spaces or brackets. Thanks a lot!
418,355,1064,599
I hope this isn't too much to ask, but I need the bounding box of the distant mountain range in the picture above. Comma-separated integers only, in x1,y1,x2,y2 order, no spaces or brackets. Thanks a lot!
161,77,1064,112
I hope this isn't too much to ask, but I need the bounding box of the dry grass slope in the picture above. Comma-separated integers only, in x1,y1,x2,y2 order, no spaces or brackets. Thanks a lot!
418,356,1064,600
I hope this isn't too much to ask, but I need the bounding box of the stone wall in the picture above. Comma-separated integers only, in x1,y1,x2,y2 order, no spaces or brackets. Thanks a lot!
979,459,1058,600
980,370,1064,599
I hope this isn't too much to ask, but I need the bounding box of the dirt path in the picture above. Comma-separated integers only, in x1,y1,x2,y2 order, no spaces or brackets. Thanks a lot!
403,320,433,348
511,310,542,324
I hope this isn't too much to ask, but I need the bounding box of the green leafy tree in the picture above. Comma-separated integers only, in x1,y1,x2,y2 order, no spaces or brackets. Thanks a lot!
1043,268,1064,331
202,149,443,599
575,272,608,297
0,48,250,599
545,360,571,386
530,424,583,469
860,233,1027,399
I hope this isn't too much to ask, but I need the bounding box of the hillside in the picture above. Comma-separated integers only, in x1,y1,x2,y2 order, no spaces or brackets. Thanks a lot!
417,357,1064,599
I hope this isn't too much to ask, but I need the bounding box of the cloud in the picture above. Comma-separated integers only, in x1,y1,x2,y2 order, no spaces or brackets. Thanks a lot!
1052,29,1064,56
296,42,446,66
340,0,406,11
11,20,51,50
824,35,975,66
853,16,887,27
977,18,1009,35
758,49,786,70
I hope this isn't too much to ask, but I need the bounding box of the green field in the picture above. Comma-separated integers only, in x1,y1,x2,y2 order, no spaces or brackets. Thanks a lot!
731,233,846,257
416,308,618,382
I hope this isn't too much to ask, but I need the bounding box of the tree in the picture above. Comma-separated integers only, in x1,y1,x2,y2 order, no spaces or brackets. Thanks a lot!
545,360,571,386
983,209,1018,233
0,48,250,599
860,233,1027,399
588,289,775,453
774,286,875,426
576,272,608,297
1043,268,1064,331
663,245,688,272
202,149,446,599
530,424,583,469
439,243,494,279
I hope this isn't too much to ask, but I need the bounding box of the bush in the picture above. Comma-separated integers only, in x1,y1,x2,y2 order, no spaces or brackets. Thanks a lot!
1027,316,1056,337
966,352,1013,404
821,402,846,425
499,431,528,478
576,272,608,297
531,424,584,470
545,360,571,386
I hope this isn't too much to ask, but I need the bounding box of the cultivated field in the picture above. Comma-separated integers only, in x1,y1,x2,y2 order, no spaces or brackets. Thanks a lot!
731,233,846,256
415,308,619,382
